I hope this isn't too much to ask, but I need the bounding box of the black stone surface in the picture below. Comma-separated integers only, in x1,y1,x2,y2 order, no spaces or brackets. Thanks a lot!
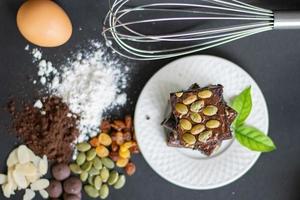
0,0,300,199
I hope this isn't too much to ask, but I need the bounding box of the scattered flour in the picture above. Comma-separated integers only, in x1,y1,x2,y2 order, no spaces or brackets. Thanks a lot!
26,42,130,142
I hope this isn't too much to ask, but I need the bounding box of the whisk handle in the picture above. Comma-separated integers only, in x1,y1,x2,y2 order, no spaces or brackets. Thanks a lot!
274,11,300,29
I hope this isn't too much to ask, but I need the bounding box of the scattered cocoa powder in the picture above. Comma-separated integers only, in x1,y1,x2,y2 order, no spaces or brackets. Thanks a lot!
8,96,79,163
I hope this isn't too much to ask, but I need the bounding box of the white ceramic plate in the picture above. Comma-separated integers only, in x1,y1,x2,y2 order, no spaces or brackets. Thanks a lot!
134,55,269,190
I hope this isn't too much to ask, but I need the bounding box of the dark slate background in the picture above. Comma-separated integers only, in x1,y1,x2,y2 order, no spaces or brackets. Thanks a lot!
0,0,300,199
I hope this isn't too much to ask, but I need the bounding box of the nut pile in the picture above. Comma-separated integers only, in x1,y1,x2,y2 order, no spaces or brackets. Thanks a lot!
69,115,139,199
47,163,82,200
0,145,49,199
162,84,237,155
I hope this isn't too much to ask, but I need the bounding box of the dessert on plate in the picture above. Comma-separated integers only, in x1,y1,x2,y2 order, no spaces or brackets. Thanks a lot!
162,84,237,156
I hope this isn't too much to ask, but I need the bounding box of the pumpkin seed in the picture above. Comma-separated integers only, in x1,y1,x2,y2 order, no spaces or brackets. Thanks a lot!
86,149,97,161
84,185,99,198
76,152,86,166
94,176,102,190
175,92,183,98
93,157,103,170
175,103,188,115
76,142,91,152
203,105,218,116
190,100,204,112
80,171,89,182
81,161,92,172
190,112,202,123
89,167,100,176
69,164,82,174
206,120,220,128
100,167,110,183
99,184,109,199
198,130,213,143
108,171,119,185
113,174,126,189
88,175,95,185
101,158,115,169
183,95,197,105
191,124,205,135
179,119,192,130
182,133,196,145
198,90,212,99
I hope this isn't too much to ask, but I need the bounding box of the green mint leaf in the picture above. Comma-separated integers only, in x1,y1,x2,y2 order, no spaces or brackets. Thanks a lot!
235,125,276,152
231,86,252,127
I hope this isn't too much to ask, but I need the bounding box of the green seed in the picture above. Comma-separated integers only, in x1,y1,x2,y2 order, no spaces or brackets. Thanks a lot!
76,152,86,166
198,90,213,99
99,184,109,199
100,167,110,182
206,120,220,129
80,171,89,182
183,95,197,105
182,133,196,145
179,119,192,130
190,112,202,123
81,161,92,171
94,176,102,190
190,100,204,113
203,105,218,116
88,175,95,185
113,174,126,189
84,185,99,198
89,167,100,176
107,171,119,185
175,103,188,115
69,163,82,174
93,157,103,170
191,124,205,135
76,142,91,152
86,149,97,161
101,157,115,169
198,130,213,143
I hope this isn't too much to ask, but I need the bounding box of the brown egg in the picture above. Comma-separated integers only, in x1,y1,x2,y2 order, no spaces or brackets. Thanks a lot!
17,0,72,47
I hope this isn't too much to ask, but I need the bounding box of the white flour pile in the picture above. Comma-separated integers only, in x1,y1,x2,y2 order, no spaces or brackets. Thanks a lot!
27,42,129,142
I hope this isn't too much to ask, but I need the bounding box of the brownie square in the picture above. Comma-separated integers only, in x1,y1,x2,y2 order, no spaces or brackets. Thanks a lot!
162,84,237,156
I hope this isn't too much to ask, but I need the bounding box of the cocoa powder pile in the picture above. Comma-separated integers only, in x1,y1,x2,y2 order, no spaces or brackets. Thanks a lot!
8,96,79,163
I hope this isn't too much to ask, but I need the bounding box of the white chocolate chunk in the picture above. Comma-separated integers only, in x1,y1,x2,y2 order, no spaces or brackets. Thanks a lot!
26,173,39,183
17,145,31,164
39,189,49,199
7,167,17,191
23,189,35,200
13,170,28,189
30,179,49,191
0,174,7,184
15,163,37,176
7,149,18,167
38,155,48,175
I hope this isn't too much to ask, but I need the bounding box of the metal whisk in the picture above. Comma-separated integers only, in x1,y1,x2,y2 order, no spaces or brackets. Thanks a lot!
103,0,300,60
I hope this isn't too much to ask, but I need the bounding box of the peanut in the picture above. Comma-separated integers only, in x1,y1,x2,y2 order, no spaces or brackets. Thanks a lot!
100,120,111,132
111,141,119,152
125,115,132,129
116,157,129,168
111,120,126,131
89,137,99,147
95,145,109,158
109,151,119,162
115,132,124,145
122,141,134,149
119,148,130,159
125,162,136,176
98,133,112,146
